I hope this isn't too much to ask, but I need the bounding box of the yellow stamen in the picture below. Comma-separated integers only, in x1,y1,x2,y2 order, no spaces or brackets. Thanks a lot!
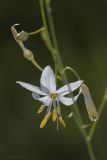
40,117,47,128
37,105,45,114
47,112,52,120
52,109,57,122
59,116,66,127
40,112,52,128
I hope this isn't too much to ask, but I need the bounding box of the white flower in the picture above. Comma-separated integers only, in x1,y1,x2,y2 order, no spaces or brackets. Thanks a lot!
16,65,83,129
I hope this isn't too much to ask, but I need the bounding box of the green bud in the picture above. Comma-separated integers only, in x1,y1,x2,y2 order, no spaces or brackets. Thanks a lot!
16,31,29,41
23,48,34,61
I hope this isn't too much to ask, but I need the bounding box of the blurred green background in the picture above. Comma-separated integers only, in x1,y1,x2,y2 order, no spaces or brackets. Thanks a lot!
0,0,107,159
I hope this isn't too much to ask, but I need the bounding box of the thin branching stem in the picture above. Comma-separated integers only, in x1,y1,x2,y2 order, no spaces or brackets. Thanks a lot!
62,66,81,80
73,115,96,160
28,27,45,36
39,0,97,159
31,58,43,71
40,0,83,123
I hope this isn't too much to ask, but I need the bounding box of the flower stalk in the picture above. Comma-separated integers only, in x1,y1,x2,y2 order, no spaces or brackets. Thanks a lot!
11,0,105,159
11,24,43,72
39,0,97,159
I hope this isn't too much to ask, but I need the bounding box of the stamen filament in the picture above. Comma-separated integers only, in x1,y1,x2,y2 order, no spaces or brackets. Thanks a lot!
59,116,66,127
57,106,61,115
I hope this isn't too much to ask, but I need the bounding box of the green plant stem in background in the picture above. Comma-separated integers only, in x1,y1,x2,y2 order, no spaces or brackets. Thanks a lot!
73,115,96,160
45,1,59,52
88,87,107,141
39,0,96,160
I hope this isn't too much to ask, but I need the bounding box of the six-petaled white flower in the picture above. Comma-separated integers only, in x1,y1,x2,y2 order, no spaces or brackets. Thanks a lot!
16,66,83,129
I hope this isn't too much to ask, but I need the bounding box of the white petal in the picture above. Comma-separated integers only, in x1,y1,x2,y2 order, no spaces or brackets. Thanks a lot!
32,92,40,99
40,66,56,93
39,96,52,106
59,89,82,106
32,93,51,106
57,80,83,96
16,81,46,95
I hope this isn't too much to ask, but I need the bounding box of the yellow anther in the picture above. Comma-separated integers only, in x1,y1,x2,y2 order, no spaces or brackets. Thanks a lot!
52,109,57,122
40,112,52,128
37,105,45,114
47,112,52,120
59,116,66,127
40,117,48,128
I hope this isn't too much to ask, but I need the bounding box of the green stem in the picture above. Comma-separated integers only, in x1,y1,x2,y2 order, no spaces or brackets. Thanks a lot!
73,115,96,160
39,0,54,53
39,1,96,159
43,0,83,123
61,66,81,80
28,27,45,36
88,88,107,141
45,2,59,51
31,58,43,71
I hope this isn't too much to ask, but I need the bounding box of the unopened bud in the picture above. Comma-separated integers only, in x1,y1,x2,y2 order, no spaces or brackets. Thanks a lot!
23,48,34,61
16,31,29,41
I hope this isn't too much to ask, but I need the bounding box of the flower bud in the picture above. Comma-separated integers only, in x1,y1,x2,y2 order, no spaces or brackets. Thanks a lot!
23,48,34,61
16,31,29,41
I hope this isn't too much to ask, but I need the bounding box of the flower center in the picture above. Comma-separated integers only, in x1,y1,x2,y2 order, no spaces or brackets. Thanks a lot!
50,93,58,100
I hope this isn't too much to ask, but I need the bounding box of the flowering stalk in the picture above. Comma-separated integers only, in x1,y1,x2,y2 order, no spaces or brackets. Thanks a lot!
28,27,45,36
11,1,103,159
39,0,96,160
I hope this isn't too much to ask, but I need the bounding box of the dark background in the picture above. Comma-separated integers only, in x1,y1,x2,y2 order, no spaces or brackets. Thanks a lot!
0,0,107,159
